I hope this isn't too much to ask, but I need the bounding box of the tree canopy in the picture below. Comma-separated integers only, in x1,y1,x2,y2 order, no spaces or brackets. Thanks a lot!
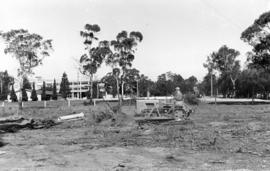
0,29,53,77
241,11,270,70
0,29,52,109
79,24,111,102
204,45,241,97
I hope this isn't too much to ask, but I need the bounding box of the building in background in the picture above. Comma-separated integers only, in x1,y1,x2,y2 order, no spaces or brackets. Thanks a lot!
9,75,109,101
30,76,91,100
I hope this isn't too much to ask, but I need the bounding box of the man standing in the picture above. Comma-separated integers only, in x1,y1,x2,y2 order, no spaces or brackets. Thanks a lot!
173,87,192,119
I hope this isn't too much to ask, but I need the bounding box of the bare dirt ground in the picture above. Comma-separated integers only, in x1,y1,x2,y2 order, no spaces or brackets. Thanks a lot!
1,102,270,170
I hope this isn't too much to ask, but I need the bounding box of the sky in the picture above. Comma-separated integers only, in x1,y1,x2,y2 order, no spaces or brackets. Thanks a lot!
0,0,270,82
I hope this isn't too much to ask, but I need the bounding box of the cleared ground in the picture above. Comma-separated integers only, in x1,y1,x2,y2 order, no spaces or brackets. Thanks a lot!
1,101,270,170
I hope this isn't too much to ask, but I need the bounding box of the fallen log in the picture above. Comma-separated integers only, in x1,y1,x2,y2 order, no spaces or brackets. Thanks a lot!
0,118,32,132
0,116,25,124
0,117,58,133
57,112,85,122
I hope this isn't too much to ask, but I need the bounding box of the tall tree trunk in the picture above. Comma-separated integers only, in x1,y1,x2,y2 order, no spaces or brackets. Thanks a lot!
230,75,236,98
121,82,124,100
89,74,93,104
115,77,122,112
137,80,139,97
252,86,254,104
18,76,23,115
210,73,213,97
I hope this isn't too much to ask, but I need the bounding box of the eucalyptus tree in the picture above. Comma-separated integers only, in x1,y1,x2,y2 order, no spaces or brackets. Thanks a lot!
101,72,118,97
106,30,143,105
203,53,216,97
205,45,240,97
0,29,52,111
79,24,111,103
241,11,270,70
122,68,140,95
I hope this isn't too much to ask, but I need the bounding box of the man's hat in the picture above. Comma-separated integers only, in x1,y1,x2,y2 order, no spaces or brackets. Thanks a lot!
176,87,180,90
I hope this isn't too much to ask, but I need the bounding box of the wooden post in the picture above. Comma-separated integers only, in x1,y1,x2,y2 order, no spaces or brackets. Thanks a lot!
68,100,71,107
44,101,46,108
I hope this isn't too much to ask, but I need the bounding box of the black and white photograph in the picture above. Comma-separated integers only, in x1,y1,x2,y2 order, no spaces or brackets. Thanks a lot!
1,0,270,170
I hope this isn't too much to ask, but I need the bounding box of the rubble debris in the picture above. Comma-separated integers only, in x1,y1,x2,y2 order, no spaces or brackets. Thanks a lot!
0,116,58,133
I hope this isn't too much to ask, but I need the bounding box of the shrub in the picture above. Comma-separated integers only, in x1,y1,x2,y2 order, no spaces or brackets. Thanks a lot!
22,89,28,101
31,83,38,101
10,85,17,102
184,92,200,105
93,111,113,123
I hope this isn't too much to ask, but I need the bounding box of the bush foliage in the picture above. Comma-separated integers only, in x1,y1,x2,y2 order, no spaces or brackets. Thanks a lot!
184,93,200,105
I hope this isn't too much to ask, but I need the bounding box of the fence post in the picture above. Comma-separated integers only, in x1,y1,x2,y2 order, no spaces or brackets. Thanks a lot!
93,99,96,106
44,101,46,108
2,102,4,107
68,100,71,107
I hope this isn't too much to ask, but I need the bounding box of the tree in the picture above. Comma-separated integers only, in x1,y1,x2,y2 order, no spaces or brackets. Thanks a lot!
218,73,234,97
138,74,154,97
41,81,47,101
199,73,217,96
22,77,31,90
0,29,52,111
31,82,38,101
155,73,175,96
207,45,241,97
0,71,13,100
122,68,140,95
10,85,17,102
241,12,270,70
184,76,198,93
79,24,111,103
59,72,71,99
153,72,186,96
237,68,270,99
101,72,118,97
171,74,185,90
203,54,216,96
52,79,57,100
106,30,143,106
22,88,28,101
